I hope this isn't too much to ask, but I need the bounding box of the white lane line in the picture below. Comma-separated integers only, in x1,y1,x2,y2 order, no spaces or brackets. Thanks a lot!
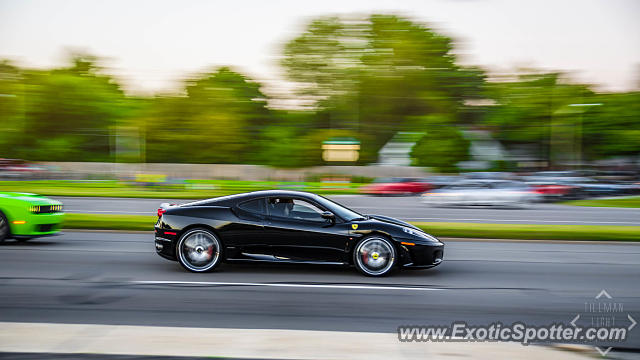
132,280,444,291
404,217,639,224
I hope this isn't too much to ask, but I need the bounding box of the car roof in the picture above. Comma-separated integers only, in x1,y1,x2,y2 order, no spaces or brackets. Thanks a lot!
183,190,320,207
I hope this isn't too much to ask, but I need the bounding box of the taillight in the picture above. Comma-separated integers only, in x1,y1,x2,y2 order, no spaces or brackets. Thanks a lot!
157,208,166,217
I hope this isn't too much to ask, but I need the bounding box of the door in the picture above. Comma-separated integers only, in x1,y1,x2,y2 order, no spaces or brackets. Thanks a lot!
264,196,350,263
225,197,268,259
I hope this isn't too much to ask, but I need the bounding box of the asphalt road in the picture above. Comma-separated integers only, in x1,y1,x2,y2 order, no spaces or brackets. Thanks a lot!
0,231,638,350
55,195,640,225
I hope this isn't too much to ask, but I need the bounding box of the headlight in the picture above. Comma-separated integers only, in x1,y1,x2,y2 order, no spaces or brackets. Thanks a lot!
29,205,63,213
402,227,439,242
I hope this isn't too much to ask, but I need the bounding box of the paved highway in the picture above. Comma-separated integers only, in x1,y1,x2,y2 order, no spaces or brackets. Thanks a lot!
0,231,638,351
55,195,640,225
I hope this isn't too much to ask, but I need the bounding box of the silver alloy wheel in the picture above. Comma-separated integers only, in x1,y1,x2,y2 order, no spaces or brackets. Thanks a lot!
355,237,396,276
177,229,221,272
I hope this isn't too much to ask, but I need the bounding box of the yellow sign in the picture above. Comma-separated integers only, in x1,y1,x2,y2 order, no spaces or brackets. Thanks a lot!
351,224,358,230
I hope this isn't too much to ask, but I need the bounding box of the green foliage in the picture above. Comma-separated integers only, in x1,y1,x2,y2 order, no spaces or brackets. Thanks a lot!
483,73,640,163
141,67,273,164
1,15,638,168
563,196,640,208
282,15,485,158
410,116,470,172
0,61,23,154
583,92,640,159
259,127,367,168
0,53,128,161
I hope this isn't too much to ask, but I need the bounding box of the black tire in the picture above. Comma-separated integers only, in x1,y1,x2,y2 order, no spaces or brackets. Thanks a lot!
353,235,397,277
0,211,8,242
176,228,222,273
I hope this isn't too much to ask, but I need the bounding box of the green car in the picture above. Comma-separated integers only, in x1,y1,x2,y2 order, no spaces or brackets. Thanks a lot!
0,192,64,242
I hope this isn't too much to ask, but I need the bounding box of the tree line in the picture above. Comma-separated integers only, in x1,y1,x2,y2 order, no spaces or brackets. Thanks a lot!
1,15,638,171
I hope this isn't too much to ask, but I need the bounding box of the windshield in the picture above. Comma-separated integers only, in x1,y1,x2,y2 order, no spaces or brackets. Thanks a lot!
312,194,365,221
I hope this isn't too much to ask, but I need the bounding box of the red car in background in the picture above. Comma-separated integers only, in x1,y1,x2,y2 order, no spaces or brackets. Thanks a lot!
0,159,47,179
360,177,432,196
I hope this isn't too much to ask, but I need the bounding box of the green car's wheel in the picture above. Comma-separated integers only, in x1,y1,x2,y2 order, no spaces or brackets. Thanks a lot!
0,211,9,242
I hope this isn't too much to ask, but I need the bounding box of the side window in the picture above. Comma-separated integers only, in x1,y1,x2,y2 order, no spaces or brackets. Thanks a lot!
238,198,265,214
268,197,325,222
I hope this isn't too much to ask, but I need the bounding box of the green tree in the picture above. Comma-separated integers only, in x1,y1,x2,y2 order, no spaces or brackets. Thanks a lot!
410,115,470,172
142,67,273,164
482,72,640,165
583,91,640,160
0,60,24,155
282,15,483,163
3,53,128,161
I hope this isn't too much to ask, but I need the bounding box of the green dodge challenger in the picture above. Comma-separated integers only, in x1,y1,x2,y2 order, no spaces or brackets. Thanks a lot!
0,192,64,242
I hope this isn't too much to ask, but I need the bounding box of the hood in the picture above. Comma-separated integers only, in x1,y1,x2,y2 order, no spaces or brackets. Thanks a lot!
0,192,59,204
366,214,421,231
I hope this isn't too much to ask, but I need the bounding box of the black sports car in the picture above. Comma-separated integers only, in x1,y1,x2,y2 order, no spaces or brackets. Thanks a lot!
154,190,444,276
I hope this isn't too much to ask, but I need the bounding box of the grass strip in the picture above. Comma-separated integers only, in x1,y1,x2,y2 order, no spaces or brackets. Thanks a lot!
413,222,640,241
62,214,640,241
561,196,640,208
64,213,156,231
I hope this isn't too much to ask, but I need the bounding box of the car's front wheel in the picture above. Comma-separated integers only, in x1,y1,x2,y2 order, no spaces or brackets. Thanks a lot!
353,235,397,276
0,211,8,242
176,228,222,272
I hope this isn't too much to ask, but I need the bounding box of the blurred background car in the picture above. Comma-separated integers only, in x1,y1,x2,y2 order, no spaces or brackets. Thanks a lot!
360,177,432,196
422,175,462,189
0,159,48,180
523,180,583,201
464,172,518,180
523,174,640,200
421,179,540,207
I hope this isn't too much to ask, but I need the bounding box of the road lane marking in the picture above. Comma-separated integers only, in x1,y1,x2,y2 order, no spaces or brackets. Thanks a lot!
131,280,445,291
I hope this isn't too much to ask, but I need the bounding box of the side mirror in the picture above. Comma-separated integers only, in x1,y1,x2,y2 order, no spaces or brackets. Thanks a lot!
321,211,335,221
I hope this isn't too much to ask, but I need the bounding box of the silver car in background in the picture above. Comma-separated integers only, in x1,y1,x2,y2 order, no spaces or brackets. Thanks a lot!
421,179,540,207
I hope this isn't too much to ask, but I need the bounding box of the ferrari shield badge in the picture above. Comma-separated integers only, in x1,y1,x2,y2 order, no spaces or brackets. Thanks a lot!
351,224,358,230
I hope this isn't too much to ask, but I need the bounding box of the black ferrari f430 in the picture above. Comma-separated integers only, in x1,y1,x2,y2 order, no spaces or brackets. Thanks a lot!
154,190,444,276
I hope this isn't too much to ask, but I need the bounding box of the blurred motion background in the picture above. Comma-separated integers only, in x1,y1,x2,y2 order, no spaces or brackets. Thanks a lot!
2,2,640,359
0,0,639,198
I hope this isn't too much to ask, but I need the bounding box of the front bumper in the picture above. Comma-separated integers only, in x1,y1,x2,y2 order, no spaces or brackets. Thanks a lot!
397,239,444,268
10,212,64,237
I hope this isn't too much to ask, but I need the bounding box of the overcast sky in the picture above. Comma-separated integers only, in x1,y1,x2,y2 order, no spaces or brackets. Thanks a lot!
1,0,638,95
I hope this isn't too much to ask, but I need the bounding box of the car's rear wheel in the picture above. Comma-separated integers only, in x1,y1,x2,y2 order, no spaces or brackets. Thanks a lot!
0,211,8,242
176,228,222,272
353,236,396,276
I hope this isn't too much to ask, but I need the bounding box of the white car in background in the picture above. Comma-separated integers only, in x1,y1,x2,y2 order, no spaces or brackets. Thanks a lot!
421,179,540,207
